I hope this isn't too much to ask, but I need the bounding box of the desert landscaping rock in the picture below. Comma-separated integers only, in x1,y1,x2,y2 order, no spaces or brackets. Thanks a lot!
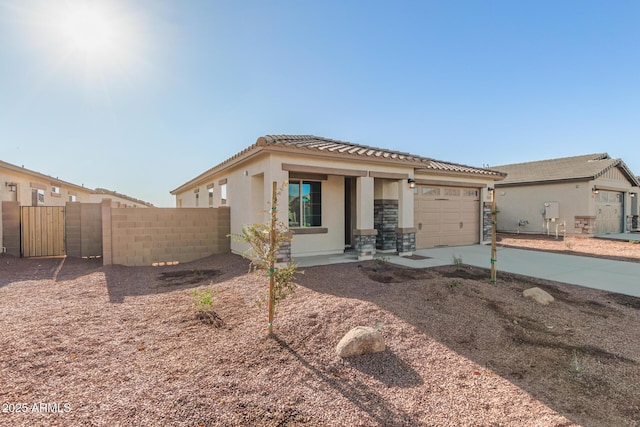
336,326,385,357
523,287,555,305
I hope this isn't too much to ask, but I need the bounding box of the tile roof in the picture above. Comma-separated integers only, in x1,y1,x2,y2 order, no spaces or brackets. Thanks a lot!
171,135,505,194
258,135,505,177
94,188,154,207
492,153,640,186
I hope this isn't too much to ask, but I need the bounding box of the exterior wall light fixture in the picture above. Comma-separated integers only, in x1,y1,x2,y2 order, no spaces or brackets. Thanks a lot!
592,187,599,194
5,182,17,192
408,178,416,188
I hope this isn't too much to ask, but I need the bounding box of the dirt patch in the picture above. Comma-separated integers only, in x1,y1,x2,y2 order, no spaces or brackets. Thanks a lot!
1,249,639,426
158,268,221,285
194,309,225,327
606,292,640,309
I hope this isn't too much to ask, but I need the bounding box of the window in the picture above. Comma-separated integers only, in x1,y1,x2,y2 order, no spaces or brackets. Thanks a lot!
32,189,45,206
422,187,440,195
220,183,227,205
288,180,321,227
69,194,77,202
51,186,60,195
208,185,214,206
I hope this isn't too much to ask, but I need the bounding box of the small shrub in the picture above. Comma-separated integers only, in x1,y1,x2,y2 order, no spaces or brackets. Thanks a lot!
192,283,223,326
373,255,390,271
569,351,585,377
452,254,463,270
564,240,574,250
192,282,217,312
448,279,462,288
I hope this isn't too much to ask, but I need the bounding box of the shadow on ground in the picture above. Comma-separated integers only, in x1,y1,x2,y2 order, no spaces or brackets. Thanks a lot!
0,254,64,287
271,335,422,426
102,254,249,303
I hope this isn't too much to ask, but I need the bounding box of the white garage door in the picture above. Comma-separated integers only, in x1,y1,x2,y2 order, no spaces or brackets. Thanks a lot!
414,185,480,249
595,190,623,234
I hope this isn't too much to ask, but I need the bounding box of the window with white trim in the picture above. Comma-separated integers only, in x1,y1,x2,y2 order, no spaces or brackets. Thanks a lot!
208,185,214,206
220,183,227,205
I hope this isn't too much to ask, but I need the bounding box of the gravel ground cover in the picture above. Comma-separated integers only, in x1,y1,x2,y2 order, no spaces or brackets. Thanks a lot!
1,236,638,426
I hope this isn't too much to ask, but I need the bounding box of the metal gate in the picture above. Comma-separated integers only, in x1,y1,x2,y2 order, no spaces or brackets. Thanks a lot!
21,206,66,257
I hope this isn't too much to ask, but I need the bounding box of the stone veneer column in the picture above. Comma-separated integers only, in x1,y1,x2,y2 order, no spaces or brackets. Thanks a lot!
353,229,378,260
374,199,398,251
395,227,416,256
276,232,292,265
483,202,493,242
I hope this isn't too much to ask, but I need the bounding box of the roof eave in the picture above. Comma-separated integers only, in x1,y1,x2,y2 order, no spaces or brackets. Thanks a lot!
0,160,92,193
415,168,506,181
170,143,265,194
496,176,594,187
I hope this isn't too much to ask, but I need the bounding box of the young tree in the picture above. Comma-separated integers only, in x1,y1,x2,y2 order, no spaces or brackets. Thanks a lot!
230,181,300,333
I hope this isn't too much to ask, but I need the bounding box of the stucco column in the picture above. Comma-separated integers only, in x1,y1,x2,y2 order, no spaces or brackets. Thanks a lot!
354,176,377,260
397,179,414,228
101,199,112,266
266,160,291,262
356,176,374,230
395,179,416,256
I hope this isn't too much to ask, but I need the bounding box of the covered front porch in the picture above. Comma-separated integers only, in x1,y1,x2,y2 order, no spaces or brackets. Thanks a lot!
285,163,416,261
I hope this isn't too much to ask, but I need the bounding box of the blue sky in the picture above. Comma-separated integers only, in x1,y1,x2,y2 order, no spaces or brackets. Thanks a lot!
1,0,638,207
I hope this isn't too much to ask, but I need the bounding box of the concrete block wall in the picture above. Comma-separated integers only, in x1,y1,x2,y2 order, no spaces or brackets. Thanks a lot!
66,202,103,257
103,206,230,266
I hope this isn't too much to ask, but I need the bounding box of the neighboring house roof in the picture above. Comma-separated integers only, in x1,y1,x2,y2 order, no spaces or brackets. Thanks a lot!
171,135,505,193
0,159,154,206
94,188,154,207
1,159,90,193
492,153,640,187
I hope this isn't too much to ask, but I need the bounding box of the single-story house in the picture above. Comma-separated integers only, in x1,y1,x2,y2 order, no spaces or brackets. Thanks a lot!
491,153,640,235
1,159,153,249
171,135,506,260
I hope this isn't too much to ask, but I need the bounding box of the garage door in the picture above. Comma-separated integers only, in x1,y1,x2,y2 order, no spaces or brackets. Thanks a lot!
595,190,623,234
414,185,480,248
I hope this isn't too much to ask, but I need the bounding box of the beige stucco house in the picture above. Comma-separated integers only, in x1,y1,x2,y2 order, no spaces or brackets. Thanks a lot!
171,135,506,260
492,153,640,235
1,159,153,249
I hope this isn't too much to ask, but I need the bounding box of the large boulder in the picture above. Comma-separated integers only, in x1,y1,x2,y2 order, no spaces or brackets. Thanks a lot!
336,326,385,358
523,287,555,305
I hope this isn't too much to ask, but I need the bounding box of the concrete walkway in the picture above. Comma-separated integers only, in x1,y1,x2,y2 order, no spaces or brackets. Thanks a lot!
391,245,640,298
297,245,640,298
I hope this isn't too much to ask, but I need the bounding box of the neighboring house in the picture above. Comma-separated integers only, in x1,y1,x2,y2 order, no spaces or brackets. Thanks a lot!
491,153,640,235
1,159,153,248
171,135,506,260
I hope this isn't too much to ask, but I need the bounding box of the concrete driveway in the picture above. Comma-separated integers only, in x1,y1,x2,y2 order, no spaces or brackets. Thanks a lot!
389,245,640,298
